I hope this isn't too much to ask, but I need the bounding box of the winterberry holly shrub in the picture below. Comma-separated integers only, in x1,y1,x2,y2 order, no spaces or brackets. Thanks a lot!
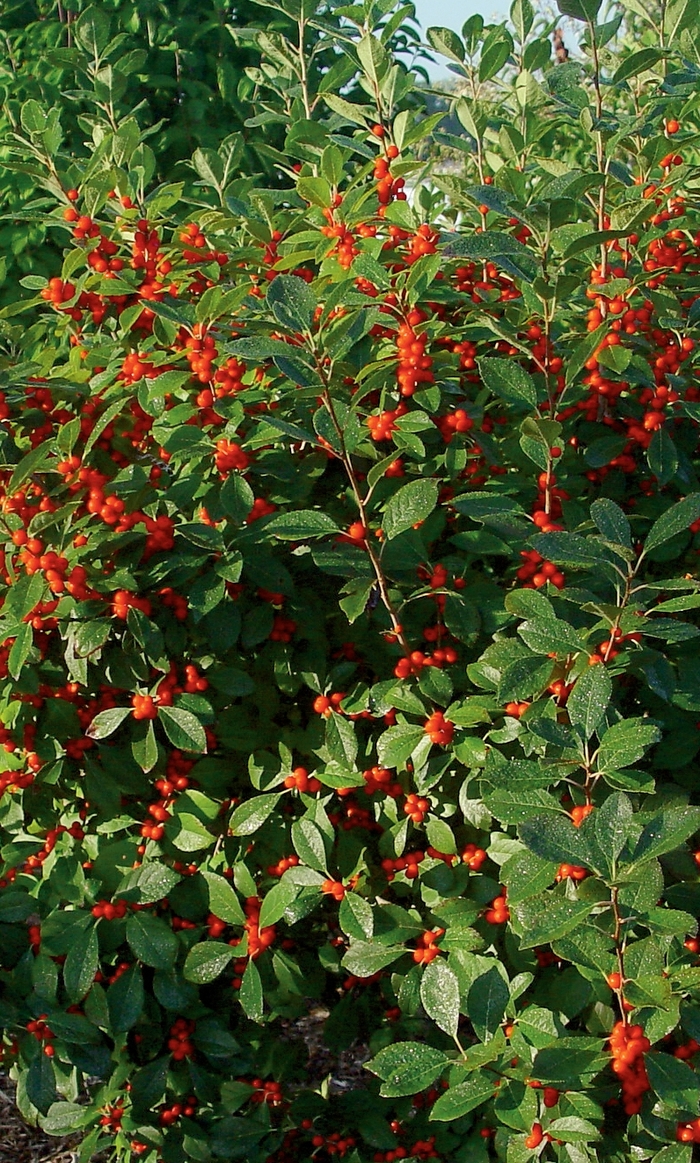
1,1,700,1162
0,0,386,303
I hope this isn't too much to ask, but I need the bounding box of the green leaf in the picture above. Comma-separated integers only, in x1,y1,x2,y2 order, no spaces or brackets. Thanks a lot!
220,473,255,523
518,618,585,656
8,622,33,681
383,479,439,539
597,718,661,771
425,818,457,856
511,895,594,948
652,1147,693,1163
184,941,234,984
167,813,213,852
420,959,460,1037
339,578,374,623
518,814,593,869
645,1052,700,1113
483,788,562,825
551,926,615,975
511,0,535,40
454,492,527,522
497,655,555,704
202,872,246,925
630,806,700,867
291,818,328,873
74,5,110,53
645,494,700,554
367,1042,448,1097
326,712,358,768
557,0,602,23
592,792,634,866
590,497,631,549
41,1102,90,1137
239,959,264,1022
158,706,207,752
63,924,99,1003
357,33,389,87
430,1074,497,1121
546,1116,601,1142
230,793,281,836
83,397,128,458
339,893,374,940
126,912,179,970
192,147,224,190
265,510,339,539
377,724,424,768
468,964,509,1042
533,531,616,568
84,707,132,741
532,1038,608,1088
341,942,404,977
26,1052,56,1115
502,850,559,904
266,273,316,333
613,47,664,84
426,26,465,62
131,719,159,774
322,93,370,125
479,26,514,81
107,965,144,1033
126,862,182,905
477,357,537,408
20,99,47,136
567,666,612,740
648,426,678,487
297,175,332,208
258,880,298,929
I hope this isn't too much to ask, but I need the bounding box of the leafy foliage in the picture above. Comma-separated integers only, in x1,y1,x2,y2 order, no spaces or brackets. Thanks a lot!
0,0,700,1161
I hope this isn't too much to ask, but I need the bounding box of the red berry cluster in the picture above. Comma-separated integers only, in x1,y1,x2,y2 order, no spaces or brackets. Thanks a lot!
609,1021,651,1115
412,928,444,964
423,711,454,746
167,1017,196,1061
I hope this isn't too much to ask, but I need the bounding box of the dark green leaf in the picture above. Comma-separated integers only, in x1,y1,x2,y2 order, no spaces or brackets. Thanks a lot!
158,706,207,752
64,924,99,1003
184,942,234,984
597,718,661,771
239,959,264,1022
26,1052,56,1115
107,966,145,1033
126,912,179,970
230,794,281,837
567,666,612,740
367,1042,448,1097
420,959,460,1037
477,357,537,408
265,510,339,539
266,273,316,333
430,1074,497,1121
468,965,509,1042
383,479,439,540
645,1052,700,1113
511,895,594,948
645,494,700,554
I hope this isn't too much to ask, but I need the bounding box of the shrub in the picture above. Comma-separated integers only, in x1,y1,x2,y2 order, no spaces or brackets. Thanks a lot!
1,1,700,1161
